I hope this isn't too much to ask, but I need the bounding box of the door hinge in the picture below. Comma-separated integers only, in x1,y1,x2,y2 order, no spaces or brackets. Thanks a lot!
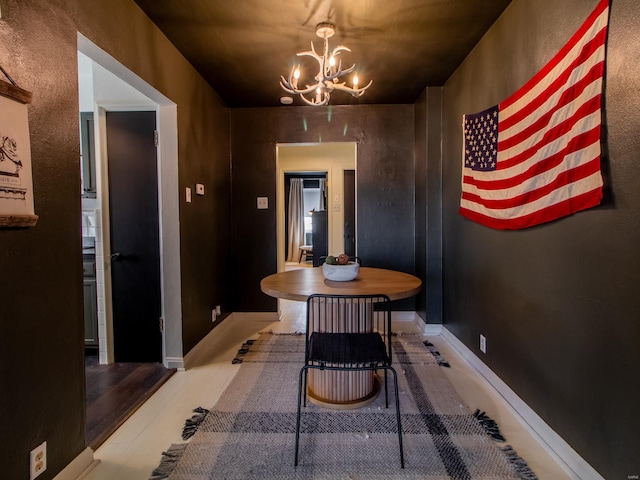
154,130,159,147
159,317,164,333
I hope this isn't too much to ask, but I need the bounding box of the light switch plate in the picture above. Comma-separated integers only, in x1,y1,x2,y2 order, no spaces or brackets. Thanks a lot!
185,187,192,203
195,183,205,195
480,334,487,353
257,197,269,209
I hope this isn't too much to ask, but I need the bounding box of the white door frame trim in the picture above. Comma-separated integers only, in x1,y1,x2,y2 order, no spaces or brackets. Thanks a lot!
77,33,183,368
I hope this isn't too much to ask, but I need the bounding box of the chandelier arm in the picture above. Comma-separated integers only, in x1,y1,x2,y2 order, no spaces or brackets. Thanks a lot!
331,79,373,97
299,94,317,106
298,85,319,95
331,45,352,57
295,46,325,84
280,78,317,95
324,62,356,82
297,40,323,63
296,50,322,62
280,82,296,95
280,71,297,94
299,92,330,106
280,65,319,95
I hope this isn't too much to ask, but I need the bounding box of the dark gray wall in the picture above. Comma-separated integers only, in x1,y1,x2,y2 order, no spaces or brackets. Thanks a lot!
0,3,85,476
4,0,636,478
0,0,229,478
230,105,417,312
415,88,443,324
441,0,640,477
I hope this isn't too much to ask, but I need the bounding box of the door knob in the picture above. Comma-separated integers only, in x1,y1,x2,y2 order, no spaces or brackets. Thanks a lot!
110,252,123,262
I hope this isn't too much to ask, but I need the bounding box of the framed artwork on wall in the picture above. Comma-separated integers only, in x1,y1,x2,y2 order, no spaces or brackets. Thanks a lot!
0,75,37,227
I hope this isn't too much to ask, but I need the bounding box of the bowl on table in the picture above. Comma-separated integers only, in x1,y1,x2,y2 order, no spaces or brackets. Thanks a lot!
321,261,360,281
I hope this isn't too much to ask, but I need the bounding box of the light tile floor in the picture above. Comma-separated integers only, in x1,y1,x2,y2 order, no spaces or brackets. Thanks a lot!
80,293,573,479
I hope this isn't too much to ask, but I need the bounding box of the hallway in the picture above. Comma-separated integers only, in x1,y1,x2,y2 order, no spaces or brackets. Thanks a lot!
80,300,572,479
85,357,175,449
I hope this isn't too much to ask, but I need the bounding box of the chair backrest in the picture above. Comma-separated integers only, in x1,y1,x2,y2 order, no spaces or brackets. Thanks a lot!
305,294,392,365
318,256,362,265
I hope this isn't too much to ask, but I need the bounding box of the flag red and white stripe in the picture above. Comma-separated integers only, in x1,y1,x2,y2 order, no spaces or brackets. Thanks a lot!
459,0,609,230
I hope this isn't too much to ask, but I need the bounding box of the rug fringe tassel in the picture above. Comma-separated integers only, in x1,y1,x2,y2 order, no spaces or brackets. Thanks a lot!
182,407,209,440
502,444,539,479
232,339,256,364
422,340,451,367
473,409,506,442
258,329,305,335
149,443,187,479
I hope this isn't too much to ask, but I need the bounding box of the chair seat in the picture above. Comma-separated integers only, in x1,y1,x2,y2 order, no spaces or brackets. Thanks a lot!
308,332,388,365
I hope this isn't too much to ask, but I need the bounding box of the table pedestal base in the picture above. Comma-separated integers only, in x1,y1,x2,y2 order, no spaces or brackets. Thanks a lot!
307,370,381,410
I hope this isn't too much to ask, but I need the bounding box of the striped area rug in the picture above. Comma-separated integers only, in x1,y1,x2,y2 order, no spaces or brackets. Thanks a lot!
151,333,536,479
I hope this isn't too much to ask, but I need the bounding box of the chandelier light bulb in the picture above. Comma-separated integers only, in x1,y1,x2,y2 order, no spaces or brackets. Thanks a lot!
353,73,359,87
291,66,301,88
329,56,336,67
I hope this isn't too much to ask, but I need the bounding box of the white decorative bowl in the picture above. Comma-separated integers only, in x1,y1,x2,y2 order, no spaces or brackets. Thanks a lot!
322,261,360,281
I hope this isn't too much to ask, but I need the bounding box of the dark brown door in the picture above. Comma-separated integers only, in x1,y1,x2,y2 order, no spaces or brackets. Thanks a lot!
344,170,356,257
106,111,161,363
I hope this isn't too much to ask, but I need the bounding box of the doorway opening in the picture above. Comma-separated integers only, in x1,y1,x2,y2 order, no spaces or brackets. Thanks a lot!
77,34,182,448
276,143,357,313
284,172,327,269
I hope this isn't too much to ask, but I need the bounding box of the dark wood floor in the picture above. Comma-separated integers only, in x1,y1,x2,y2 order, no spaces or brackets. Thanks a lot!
85,356,176,449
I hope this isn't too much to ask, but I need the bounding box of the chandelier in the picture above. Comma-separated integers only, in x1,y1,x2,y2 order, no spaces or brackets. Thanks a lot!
280,22,372,106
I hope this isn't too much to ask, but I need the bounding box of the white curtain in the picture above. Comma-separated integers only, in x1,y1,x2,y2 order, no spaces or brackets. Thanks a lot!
287,178,305,262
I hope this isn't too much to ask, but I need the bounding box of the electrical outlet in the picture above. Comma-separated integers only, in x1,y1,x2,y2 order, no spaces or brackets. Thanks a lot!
30,441,46,480
211,309,217,322
215,305,221,315
257,197,268,209
480,334,487,354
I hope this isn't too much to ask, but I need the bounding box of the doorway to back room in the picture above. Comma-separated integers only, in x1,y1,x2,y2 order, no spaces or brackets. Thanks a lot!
276,142,357,274
284,172,327,266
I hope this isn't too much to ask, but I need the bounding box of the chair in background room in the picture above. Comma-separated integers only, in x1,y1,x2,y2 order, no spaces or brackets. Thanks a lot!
298,245,313,263
294,293,404,468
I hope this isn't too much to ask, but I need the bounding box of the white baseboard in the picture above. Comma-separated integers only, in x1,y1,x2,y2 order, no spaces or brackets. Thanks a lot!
54,447,97,480
412,313,443,336
165,356,185,370
440,327,604,480
181,312,278,370
182,316,233,370
391,311,419,323
423,323,442,336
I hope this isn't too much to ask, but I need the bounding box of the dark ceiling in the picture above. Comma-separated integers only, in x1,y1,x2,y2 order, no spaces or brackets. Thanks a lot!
133,0,512,108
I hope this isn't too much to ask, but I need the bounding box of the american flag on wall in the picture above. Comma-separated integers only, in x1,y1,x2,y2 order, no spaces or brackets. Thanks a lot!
459,0,610,230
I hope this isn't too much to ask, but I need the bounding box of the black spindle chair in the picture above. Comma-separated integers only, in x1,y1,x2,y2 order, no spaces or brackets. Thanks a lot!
294,293,404,468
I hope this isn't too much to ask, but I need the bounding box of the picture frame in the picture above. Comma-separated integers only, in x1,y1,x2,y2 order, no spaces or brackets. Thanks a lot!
0,78,37,227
